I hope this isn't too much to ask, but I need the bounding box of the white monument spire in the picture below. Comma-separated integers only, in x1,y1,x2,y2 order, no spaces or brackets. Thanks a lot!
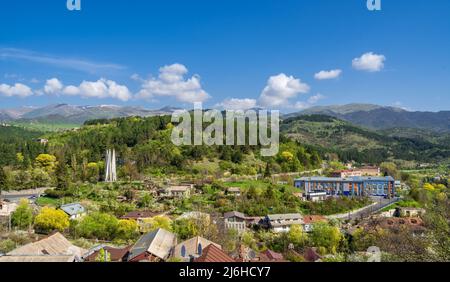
105,149,117,182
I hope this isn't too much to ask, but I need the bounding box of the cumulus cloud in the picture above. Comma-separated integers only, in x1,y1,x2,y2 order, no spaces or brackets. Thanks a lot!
258,73,310,108
136,63,210,103
44,78,64,94
314,69,342,80
0,83,33,97
293,94,325,110
216,98,258,110
352,52,386,72
62,79,132,101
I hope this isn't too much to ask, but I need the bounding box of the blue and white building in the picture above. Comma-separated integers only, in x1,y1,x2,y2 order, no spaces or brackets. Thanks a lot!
294,176,395,198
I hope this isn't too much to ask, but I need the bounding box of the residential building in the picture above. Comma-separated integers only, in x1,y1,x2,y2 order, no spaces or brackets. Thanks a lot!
0,200,18,217
35,138,49,145
194,244,235,263
294,176,395,198
161,185,194,199
331,170,363,178
127,228,177,262
226,187,241,197
6,232,86,260
259,250,287,262
264,213,303,233
121,211,164,233
331,166,381,178
83,245,131,262
173,236,221,262
359,166,381,176
223,211,247,233
398,207,425,218
302,215,327,232
177,211,211,223
60,203,86,220
0,255,79,262
307,191,328,202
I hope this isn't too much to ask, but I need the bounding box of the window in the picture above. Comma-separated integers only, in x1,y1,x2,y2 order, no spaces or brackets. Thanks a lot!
198,243,203,255
181,245,186,257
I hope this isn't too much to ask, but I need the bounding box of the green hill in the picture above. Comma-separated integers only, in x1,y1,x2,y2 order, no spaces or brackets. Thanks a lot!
280,115,450,164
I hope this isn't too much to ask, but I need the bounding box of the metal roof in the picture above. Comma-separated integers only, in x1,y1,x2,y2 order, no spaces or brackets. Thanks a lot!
60,203,85,216
128,228,177,261
267,213,303,221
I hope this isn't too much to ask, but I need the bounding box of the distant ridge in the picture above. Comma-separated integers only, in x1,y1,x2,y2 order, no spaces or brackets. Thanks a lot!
0,104,181,125
285,104,450,132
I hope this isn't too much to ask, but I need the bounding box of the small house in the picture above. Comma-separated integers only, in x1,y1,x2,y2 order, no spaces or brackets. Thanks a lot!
6,232,86,260
83,245,131,262
173,236,221,262
264,213,303,233
226,187,241,197
127,228,177,262
161,185,194,199
193,244,235,263
60,203,86,220
223,211,247,233
302,215,327,232
0,200,18,218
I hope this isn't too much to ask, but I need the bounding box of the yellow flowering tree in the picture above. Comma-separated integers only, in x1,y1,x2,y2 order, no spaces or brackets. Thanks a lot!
34,207,70,233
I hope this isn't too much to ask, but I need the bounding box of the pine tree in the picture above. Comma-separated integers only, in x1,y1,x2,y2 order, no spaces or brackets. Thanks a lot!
264,162,271,178
55,161,70,190
0,167,8,196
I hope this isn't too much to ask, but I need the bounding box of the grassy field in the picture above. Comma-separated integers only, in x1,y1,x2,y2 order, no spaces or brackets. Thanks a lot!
10,121,79,132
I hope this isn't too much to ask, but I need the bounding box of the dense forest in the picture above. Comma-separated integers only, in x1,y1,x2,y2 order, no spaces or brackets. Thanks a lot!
0,115,323,189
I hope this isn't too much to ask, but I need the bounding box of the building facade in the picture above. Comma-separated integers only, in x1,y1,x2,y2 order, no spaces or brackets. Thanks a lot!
294,176,395,198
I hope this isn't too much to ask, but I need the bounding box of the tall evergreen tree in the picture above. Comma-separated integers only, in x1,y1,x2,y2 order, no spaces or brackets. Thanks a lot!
0,167,8,196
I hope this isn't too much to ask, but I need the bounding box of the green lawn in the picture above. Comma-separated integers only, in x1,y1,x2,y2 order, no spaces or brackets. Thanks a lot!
35,196,60,207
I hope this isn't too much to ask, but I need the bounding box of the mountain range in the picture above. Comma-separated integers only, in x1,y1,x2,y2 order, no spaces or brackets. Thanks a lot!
286,104,450,133
1,103,449,133
0,104,181,125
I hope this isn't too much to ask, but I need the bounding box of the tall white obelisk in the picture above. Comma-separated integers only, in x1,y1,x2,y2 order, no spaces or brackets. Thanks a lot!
105,149,117,182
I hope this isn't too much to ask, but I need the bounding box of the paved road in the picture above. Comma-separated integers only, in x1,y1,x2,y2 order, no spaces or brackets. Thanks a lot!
328,197,400,221
0,188,49,203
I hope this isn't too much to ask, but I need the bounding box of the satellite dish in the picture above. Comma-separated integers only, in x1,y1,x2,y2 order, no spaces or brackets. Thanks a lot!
248,250,256,260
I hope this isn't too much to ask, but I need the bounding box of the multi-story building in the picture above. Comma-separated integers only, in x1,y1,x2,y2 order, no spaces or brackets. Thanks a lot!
294,176,395,198
263,213,303,233
223,211,247,233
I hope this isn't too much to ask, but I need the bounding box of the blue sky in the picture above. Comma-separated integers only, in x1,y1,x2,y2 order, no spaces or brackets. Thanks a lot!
0,0,449,112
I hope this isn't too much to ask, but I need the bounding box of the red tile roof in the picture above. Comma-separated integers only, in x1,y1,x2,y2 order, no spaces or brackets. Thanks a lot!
194,244,235,263
84,246,131,262
303,215,327,224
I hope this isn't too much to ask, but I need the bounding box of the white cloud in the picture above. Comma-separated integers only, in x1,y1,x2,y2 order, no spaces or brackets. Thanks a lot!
136,63,210,103
0,48,125,74
0,83,33,97
216,98,258,110
352,52,386,72
63,79,132,101
258,73,310,108
293,94,325,110
44,78,64,94
314,69,342,80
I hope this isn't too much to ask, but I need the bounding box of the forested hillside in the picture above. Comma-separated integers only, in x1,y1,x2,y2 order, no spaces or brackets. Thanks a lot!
281,115,450,164
0,126,47,167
